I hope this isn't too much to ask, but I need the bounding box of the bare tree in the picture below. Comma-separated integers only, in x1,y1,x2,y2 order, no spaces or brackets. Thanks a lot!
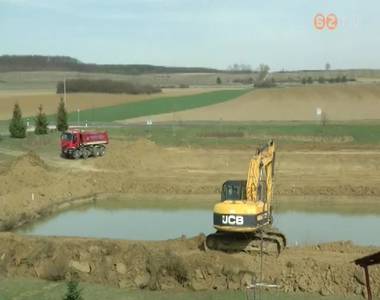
254,64,274,88
257,64,270,82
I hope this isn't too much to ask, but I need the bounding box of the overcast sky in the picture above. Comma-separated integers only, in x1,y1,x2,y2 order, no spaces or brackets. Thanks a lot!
0,0,379,70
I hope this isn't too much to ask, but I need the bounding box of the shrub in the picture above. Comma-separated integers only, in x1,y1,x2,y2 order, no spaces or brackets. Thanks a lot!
318,76,326,84
63,279,83,300
307,76,313,84
216,76,222,85
232,77,254,84
9,103,26,138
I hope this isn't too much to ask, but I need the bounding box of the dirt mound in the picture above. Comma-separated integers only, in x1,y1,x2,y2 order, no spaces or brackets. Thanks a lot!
1,152,50,185
92,138,171,173
0,233,379,297
9,151,48,171
0,152,51,193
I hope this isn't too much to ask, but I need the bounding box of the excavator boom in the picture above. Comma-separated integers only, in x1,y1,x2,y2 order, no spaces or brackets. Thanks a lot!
246,140,275,204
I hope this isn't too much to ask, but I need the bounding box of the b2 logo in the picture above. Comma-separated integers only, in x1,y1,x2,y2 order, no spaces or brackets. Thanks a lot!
314,13,338,31
222,215,244,225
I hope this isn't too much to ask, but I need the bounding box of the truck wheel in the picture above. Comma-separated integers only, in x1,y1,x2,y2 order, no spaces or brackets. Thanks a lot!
99,146,105,156
82,149,89,160
93,147,99,157
73,150,80,160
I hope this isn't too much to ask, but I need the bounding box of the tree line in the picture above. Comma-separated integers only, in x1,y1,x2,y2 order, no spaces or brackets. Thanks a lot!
301,75,356,85
0,55,218,75
8,98,68,138
56,79,161,94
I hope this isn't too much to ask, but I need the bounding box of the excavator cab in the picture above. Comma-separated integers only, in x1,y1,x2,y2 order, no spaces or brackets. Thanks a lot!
221,180,247,201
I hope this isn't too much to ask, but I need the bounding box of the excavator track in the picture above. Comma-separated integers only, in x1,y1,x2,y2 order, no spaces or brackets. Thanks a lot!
204,228,286,256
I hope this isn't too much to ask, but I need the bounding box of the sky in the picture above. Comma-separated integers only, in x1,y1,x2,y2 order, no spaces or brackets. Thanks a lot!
0,0,379,70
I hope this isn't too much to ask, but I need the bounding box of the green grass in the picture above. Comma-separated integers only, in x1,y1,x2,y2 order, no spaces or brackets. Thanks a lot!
0,278,362,300
62,89,249,122
107,122,380,148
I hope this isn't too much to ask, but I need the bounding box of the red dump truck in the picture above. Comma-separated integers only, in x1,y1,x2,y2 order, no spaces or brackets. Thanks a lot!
60,129,109,159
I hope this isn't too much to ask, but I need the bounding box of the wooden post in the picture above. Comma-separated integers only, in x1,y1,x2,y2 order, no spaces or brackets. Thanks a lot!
364,266,372,300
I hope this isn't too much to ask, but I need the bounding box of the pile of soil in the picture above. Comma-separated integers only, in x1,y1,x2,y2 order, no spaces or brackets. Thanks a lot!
3,151,49,182
0,152,51,196
93,139,163,172
0,233,379,298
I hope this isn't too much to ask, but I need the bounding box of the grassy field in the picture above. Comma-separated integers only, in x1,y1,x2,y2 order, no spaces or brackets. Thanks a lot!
0,278,362,300
107,122,380,148
62,89,249,123
1,122,380,161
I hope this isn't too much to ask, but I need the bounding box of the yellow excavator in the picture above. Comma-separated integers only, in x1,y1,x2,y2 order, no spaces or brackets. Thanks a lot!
205,140,286,255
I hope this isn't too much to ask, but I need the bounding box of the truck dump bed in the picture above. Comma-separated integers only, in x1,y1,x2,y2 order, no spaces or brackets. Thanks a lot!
80,131,109,145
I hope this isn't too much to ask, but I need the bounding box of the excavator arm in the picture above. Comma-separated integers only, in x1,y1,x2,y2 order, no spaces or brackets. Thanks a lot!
246,140,275,206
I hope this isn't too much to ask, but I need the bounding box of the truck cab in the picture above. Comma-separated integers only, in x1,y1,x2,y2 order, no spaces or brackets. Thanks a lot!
61,130,80,157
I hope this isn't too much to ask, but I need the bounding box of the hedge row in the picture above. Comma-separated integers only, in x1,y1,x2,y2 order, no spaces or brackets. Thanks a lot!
56,79,162,94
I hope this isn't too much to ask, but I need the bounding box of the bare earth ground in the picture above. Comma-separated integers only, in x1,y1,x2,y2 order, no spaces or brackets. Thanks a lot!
0,233,379,298
0,140,380,296
125,83,380,123
2,139,380,228
0,87,220,120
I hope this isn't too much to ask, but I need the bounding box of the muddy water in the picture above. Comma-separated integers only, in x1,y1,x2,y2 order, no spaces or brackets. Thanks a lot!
16,199,380,246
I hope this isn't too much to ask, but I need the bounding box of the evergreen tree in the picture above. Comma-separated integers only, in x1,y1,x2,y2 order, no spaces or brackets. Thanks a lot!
57,97,68,132
63,280,83,300
216,76,222,85
34,104,49,134
9,103,26,138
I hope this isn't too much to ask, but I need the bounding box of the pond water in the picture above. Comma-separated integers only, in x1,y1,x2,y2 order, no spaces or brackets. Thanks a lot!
16,199,380,246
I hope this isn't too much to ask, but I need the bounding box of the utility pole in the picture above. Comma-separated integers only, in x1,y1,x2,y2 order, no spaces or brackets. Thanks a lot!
63,77,67,106
77,108,80,127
